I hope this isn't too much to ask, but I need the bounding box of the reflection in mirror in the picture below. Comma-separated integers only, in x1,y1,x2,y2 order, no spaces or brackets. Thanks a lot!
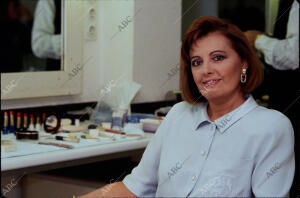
0,0,62,73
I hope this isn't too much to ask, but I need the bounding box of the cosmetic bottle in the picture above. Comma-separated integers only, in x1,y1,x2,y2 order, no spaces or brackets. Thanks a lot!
35,114,41,132
111,107,128,131
41,113,46,131
28,114,35,131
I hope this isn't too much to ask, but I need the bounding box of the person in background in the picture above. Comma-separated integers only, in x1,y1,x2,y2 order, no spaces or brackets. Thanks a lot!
31,0,61,71
244,0,299,196
0,0,33,73
79,16,295,197
244,0,299,111
244,0,298,72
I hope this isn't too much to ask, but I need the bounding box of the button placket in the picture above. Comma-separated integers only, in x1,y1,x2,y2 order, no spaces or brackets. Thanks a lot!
188,123,217,195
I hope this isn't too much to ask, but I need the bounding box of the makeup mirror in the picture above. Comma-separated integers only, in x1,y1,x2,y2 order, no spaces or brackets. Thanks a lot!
44,114,60,133
1,0,84,99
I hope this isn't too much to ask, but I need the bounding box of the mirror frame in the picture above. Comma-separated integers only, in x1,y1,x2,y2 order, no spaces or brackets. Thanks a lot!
1,0,83,100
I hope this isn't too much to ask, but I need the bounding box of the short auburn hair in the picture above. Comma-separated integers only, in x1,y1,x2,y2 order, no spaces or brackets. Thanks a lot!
180,16,263,104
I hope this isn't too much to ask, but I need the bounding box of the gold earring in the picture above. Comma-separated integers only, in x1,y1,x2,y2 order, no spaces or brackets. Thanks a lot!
241,68,247,83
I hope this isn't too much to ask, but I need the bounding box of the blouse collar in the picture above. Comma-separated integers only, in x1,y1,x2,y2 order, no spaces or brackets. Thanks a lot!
194,94,258,133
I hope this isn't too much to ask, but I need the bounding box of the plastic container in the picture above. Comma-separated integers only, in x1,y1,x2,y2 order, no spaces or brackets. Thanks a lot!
111,108,128,131
140,118,163,133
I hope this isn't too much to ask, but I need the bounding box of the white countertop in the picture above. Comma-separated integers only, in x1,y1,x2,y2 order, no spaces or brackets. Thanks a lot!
1,132,153,172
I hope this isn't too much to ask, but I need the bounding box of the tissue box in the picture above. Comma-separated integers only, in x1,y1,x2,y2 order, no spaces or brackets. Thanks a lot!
140,118,163,133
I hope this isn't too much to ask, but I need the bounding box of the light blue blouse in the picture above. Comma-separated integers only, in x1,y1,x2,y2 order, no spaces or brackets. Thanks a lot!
123,94,295,197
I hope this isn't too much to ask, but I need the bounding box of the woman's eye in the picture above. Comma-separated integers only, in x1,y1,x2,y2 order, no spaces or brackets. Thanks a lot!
213,55,225,61
191,60,202,66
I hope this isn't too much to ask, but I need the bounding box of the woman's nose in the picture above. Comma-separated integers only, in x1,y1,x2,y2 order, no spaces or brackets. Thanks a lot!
202,60,213,74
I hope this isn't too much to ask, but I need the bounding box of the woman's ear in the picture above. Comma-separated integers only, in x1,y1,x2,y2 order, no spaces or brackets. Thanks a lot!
242,60,249,70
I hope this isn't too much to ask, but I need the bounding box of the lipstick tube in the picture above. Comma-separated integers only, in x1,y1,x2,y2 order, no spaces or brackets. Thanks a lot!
9,111,15,134
16,112,21,131
23,113,28,131
3,112,9,134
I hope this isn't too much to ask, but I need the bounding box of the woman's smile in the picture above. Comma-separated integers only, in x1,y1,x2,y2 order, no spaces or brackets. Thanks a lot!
202,79,222,88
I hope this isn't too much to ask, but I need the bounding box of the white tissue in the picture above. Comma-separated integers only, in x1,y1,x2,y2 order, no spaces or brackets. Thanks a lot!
102,81,141,112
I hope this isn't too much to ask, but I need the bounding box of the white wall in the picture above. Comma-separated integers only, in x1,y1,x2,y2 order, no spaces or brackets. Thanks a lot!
132,0,181,103
1,0,181,110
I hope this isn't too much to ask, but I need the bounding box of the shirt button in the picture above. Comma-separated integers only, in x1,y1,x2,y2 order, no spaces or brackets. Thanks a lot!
201,150,206,156
192,176,196,181
210,125,214,131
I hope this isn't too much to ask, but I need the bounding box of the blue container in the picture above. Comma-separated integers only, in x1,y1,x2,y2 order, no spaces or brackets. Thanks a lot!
126,113,156,123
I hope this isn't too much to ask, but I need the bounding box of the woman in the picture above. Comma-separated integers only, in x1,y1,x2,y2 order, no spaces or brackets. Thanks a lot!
80,16,295,197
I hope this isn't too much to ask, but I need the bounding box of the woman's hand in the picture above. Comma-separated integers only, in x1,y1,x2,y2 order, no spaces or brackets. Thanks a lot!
78,182,137,198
